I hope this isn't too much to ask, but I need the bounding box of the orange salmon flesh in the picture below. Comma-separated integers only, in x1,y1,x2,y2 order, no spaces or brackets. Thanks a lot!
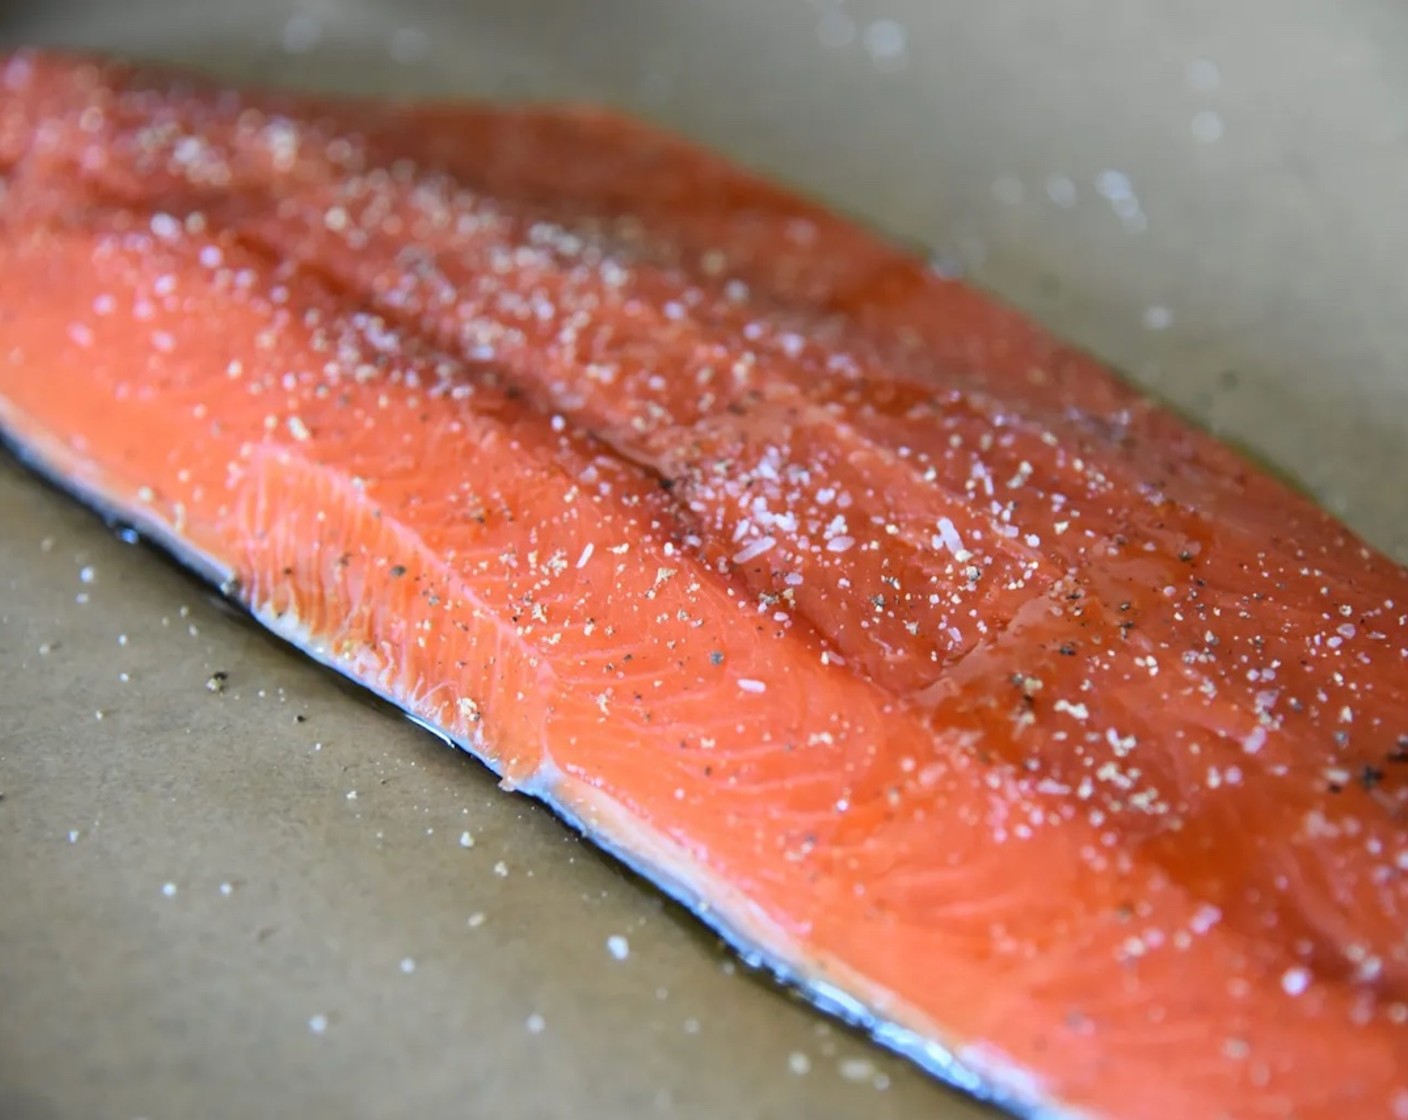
1,50,1406,1120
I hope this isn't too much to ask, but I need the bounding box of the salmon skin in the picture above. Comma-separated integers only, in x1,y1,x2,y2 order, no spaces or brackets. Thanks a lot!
1,49,1406,1120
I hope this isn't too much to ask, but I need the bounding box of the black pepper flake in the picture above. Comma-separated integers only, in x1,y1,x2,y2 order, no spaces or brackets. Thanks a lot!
1058,643,1077,656
1387,738,1408,764
709,650,725,666
390,564,407,577
1360,765,1385,791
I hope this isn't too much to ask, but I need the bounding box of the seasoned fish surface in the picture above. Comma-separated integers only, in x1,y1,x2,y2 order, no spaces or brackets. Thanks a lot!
1,50,1406,1120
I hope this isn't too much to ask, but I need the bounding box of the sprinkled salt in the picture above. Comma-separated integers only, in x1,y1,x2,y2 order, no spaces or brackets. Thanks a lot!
526,1012,546,1034
928,251,965,279
788,1050,811,1075
149,212,181,241
606,934,630,961
399,957,416,975
161,882,177,898
1142,305,1174,331
839,1056,876,1082
1189,903,1222,935
1094,169,1134,201
738,678,767,695
861,18,908,67
459,830,475,849
281,13,322,54
78,565,95,584
732,536,776,564
389,26,430,64
933,517,965,556
1281,966,1311,997
1186,58,1221,92
307,1013,329,1035
1044,173,1077,208
467,912,486,928
1190,109,1225,143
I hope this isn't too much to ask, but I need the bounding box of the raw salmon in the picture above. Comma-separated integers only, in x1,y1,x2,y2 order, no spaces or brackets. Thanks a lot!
1,50,1405,1120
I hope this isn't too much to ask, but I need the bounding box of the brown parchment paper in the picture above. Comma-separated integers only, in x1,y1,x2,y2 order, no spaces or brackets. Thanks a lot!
2,3,1405,1118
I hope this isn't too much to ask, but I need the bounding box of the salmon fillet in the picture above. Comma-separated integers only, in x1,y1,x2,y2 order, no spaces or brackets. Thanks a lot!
1,50,1405,1120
